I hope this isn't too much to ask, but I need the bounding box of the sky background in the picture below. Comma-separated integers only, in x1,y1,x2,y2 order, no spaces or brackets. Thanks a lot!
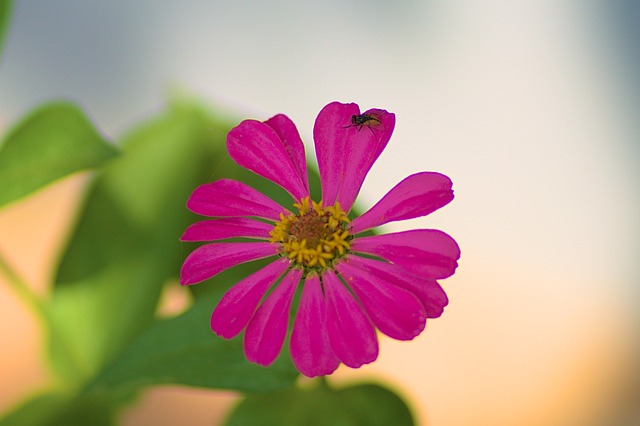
1,1,639,425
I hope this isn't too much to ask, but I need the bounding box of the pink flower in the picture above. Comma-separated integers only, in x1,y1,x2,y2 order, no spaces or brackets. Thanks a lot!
180,101,460,377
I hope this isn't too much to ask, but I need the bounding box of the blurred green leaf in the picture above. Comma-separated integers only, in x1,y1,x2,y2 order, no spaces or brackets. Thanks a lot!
0,394,69,426
44,393,112,426
0,102,118,208
0,0,11,59
0,392,112,426
49,257,171,384
49,101,229,383
88,293,298,394
54,102,226,285
225,382,414,426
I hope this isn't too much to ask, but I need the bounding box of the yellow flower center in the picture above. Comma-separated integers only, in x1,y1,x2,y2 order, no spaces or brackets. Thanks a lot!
269,197,351,269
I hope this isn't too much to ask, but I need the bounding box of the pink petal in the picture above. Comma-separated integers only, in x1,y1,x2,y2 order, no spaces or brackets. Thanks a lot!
313,102,356,207
186,179,287,221
313,102,395,212
346,256,449,318
322,269,378,368
227,119,310,201
350,172,454,234
264,114,310,195
181,217,273,242
351,229,460,279
290,274,340,377
179,242,279,285
336,260,426,341
244,268,302,366
210,258,290,339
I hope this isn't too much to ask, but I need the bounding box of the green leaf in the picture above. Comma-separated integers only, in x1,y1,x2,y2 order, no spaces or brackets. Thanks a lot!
0,0,11,59
49,257,171,383
88,291,299,394
48,101,229,383
225,382,414,426
0,102,118,208
0,392,113,426
0,394,69,426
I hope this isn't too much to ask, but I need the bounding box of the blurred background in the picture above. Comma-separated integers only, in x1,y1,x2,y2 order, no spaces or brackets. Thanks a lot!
0,1,638,425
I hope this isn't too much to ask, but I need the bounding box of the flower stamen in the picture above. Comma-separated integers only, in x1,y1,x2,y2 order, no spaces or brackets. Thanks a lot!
270,197,351,269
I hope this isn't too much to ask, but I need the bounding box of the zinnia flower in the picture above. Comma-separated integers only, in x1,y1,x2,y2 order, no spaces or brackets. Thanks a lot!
180,101,460,377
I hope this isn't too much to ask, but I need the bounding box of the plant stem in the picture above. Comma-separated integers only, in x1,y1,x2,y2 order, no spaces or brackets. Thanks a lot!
0,250,82,391
318,375,331,389
0,250,49,324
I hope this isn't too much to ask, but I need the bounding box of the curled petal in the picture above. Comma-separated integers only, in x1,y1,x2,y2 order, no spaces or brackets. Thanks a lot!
350,172,454,234
314,102,395,211
244,268,302,366
336,260,426,340
211,258,290,339
186,179,287,221
313,102,355,207
181,217,273,242
346,256,449,318
179,242,278,285
265,114,310,195
323,269,378,368
290,274,340,377
351,229,460,279
227,119,310,201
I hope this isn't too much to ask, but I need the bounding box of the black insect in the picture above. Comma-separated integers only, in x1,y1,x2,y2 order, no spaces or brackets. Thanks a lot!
344,114,381,132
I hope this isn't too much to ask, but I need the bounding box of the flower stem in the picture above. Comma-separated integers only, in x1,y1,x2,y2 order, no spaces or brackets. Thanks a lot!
0,250,81,390
0,250,49,324
317,375,331,389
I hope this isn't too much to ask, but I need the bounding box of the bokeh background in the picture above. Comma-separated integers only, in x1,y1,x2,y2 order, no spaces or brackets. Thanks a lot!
1,1,639,425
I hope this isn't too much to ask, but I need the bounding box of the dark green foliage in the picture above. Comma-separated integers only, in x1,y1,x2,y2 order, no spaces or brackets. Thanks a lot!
225,382,414,426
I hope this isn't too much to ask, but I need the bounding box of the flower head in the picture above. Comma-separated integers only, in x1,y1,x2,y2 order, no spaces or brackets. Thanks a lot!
180,101,460,377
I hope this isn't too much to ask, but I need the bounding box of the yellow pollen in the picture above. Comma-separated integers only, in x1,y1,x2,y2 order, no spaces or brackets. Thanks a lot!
269,197,351,269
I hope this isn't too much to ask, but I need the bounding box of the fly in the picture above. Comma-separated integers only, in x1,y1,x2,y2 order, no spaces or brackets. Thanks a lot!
344,114,381,132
